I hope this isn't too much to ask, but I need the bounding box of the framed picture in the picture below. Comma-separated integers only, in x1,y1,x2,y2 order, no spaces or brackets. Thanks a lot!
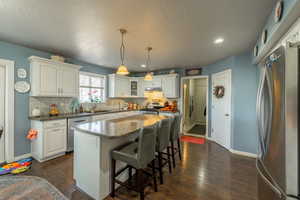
274,1,284,23
185,68,202,76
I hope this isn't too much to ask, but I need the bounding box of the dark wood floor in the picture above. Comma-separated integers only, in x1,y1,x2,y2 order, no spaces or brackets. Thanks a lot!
23,140,258,200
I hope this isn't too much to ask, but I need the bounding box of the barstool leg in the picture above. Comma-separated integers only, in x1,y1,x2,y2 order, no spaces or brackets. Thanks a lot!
137,169,145,200
151,160,158,192
171,141,176,168
111,159,116,197
167,147,172,173
128,166,132,186
177,138,182,161
158,152,164,184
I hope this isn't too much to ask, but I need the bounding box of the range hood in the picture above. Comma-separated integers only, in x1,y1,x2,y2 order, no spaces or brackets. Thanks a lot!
144,87,162,92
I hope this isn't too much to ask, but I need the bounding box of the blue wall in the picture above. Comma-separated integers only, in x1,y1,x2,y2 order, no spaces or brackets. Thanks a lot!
254,0,298,60
200,52,259,154
0,41,113,156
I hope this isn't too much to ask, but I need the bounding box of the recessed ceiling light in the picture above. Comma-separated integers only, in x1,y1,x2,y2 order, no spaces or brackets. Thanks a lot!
141,64,146,68
214,38,224,44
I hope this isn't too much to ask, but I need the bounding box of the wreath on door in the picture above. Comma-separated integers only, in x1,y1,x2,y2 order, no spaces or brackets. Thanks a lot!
213,86,225,98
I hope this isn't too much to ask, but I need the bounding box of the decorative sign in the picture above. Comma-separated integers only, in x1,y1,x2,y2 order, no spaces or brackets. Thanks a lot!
254,45,258,57
15,81,30,93
185,68,202,76
261,29,268,45
17,68,27,79
213,86,225,98
274,1,284,23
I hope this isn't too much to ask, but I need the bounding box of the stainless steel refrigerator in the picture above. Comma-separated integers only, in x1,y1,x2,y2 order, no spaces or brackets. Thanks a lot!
256,44,300,200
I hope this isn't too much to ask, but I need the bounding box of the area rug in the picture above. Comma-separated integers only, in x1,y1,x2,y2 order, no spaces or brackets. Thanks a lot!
181,136,206,144
0,176,68,200
187,124,206,136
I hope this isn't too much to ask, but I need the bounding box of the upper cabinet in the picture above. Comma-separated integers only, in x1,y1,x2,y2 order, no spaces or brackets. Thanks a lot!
29,56,81,97
108,73,179,98
161,74,179,98
108,74,130,98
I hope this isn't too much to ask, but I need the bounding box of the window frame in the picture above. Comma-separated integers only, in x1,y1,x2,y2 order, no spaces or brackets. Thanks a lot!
79,71,107,103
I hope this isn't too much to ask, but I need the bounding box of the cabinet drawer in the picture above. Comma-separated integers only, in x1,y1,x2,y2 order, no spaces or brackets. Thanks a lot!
44,119,66,129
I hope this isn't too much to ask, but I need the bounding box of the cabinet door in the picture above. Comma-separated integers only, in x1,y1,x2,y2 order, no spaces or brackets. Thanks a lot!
39,63,59,96
152,77,162,88
162,76,178,98
44,127,66,158
116,77,130,97
60,67,79,97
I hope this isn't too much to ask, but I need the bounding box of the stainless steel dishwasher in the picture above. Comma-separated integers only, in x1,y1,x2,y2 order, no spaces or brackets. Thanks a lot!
67,116,91,152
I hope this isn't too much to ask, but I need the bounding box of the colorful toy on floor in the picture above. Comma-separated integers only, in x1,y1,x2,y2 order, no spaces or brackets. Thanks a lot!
0,157,32,175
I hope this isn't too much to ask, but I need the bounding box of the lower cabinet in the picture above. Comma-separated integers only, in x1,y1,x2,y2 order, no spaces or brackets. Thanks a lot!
31,119,67,162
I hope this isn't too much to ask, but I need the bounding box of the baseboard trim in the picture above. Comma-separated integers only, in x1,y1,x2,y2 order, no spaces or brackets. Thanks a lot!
14,153,32,161
230,149,257,158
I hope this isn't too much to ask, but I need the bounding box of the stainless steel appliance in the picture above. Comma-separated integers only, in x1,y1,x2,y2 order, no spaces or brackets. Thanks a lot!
256,44,300,200
67,116,91,152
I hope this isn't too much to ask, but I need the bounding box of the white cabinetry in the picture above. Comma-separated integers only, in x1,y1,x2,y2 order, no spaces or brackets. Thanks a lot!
108,74,130,98
108,73,179,98
31,119,67,162
161,74,179,98
29,56,80,97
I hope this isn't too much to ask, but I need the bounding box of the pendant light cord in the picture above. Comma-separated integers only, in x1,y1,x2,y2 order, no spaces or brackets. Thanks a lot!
120,29,126,65
146,47,152,73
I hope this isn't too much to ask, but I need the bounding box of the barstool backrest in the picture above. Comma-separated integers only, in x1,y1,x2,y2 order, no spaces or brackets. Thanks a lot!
170,114,182,141
137,123,158,168
156,118,172,152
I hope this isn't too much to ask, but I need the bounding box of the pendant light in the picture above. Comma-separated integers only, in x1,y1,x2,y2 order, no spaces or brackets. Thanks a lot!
116,29,129,75
144,47,153,81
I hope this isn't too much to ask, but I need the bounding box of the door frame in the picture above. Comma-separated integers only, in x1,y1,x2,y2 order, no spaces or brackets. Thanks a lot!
0,59,15,162
180,75,209,138
211,69,232,150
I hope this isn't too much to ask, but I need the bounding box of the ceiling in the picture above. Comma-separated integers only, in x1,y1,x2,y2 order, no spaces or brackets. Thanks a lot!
0,0,276,71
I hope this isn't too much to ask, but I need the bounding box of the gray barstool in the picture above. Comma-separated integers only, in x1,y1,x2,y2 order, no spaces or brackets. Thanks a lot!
169,114,182,168
155,118,173,184
111,123,158,200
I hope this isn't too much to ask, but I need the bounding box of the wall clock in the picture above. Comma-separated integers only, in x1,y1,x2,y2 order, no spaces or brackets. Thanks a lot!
262,30,268,45
17,68,27,79
15,81,30,93
274,1,284,23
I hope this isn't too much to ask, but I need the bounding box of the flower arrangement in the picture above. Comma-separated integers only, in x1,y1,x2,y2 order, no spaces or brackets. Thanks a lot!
88,90,102,103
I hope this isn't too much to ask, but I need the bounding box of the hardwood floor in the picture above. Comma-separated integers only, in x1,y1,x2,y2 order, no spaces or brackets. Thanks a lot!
23,140,258,200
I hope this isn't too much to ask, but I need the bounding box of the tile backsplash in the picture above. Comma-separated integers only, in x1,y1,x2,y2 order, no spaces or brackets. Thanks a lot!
29,97,130,117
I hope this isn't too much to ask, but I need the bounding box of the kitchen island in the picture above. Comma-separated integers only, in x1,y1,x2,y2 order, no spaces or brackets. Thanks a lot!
73,113,168,200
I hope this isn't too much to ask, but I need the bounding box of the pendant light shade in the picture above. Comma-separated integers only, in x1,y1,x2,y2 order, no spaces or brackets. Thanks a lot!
116,29,129,75
144,72,153,81
116,65,129,75
144,47,153,81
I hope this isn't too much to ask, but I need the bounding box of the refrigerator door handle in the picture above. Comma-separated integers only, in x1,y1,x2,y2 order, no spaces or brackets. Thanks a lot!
264,69,274,153
256,68,266,156
256,159,283,198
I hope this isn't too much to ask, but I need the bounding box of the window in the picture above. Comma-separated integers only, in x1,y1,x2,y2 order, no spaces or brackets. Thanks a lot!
79,72,106,103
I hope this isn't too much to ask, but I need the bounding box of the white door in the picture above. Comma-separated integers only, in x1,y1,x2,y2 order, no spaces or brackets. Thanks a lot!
60,67,79,97
211,69,232,149
0,66,5,163
40,63,59,96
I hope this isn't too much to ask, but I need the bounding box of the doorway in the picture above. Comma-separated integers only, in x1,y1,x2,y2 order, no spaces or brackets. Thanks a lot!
0,65,5,163
211,69,232,150
181,76,208,137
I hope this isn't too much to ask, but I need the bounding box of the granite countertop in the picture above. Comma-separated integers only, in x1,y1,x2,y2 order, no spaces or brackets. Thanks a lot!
29,109,139,121
74,114,168,138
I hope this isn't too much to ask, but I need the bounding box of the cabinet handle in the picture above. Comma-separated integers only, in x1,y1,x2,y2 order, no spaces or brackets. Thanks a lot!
51,128,62,132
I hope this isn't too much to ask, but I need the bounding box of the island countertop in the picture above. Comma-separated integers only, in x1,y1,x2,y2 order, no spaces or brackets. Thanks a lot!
74,114,168,138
